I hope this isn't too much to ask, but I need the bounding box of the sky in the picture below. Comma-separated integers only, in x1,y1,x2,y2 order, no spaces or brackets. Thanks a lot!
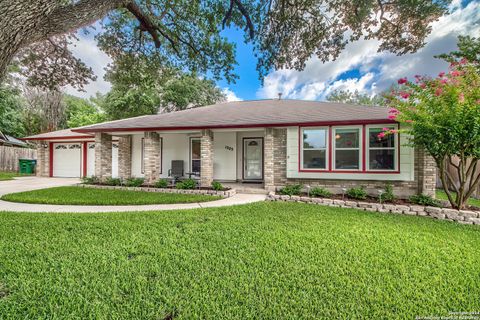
66,0,480,102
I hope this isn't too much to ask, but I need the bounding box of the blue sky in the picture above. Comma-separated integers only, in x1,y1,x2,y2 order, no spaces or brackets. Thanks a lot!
67,0,480,101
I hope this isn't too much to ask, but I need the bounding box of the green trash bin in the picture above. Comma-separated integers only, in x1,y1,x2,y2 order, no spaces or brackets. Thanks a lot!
19,159,37,175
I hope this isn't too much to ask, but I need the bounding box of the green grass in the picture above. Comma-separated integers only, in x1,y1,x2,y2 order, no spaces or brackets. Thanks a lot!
436,190,480,207
0,172,25,181
0,186,221,205
0,202,479,319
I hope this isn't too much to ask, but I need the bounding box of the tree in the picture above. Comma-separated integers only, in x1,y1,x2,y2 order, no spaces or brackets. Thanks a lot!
64,95,105,128
1,0,449,83
0,85,25,137
386,61,480,209
23,87,67,134
326,89,386,106
436,36,480,67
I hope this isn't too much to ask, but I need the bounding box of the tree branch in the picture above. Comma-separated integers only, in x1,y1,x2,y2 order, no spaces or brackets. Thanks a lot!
125,2,162,49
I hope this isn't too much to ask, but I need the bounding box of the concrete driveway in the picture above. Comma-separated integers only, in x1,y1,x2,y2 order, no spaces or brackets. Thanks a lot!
0,176,266,213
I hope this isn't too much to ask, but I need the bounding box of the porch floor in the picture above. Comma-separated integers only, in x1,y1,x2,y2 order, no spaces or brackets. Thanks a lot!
223,182,268,194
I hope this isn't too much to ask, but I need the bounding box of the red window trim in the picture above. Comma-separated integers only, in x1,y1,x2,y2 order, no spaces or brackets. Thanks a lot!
298,124,401,174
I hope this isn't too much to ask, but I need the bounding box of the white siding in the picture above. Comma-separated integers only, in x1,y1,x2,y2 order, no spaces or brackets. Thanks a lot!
287,126,415,181
213,132,237,181
159,133,191,178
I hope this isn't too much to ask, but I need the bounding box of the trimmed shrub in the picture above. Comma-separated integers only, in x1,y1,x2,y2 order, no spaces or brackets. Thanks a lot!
155,179,169,188
211,181,223,191
309,187,331,198
346,186,367,200
279,184,303,196
409,194,441,207
105,177,122,186
125,177,145,187
379,183,395,202
176,178,197,190
81,176,99,185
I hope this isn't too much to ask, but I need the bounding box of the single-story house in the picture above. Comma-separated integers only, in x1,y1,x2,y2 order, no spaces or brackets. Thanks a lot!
23,99,436,197
0,131,29,148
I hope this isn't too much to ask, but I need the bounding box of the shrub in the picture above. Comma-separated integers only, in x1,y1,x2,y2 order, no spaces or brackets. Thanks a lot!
346,186,367,200
176,178,197,190
155,179,169,188
211,181,223,191
125,177,145,187
105,177,121,186
309,187,331,198
379,183,395,202
81,176,99,185
279,184,303,196
409,194,442,207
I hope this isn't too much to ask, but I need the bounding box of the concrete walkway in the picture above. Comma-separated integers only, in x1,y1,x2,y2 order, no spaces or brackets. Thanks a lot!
0,177,266,213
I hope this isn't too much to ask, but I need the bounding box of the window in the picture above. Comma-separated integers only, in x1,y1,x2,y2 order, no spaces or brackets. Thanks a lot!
334,128,361,170
190,138,201,175
301,128,328,169
368,127,396,171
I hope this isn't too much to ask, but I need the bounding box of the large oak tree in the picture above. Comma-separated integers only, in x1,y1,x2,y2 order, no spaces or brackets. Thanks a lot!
1,0,449,84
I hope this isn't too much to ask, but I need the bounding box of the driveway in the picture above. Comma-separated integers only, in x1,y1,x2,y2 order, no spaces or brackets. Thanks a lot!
0,177,266,212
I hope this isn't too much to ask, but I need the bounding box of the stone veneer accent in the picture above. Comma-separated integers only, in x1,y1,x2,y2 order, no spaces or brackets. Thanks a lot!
143,132,161,184
35,141,50,177
267,128,437,198
95,132,112,181
200,129,214,187
79,183,236,198
267,193,480,225
118,136,132,180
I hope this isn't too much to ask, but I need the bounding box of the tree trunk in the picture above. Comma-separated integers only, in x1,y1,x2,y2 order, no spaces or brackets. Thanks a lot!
0,0,130,81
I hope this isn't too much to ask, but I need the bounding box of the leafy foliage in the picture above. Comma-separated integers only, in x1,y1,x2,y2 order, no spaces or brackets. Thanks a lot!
125,177,145,187
436,36,480,67
409,194,441,207
154,179,169,188
326,89,386,106
279,184,303,196
176,178,197,190
379,183,395,203
346,186,367,200
81,176,100,185
64,95,105,128
105,177,122,186
0,85,25,136
211,181,224,191
309,187,331,198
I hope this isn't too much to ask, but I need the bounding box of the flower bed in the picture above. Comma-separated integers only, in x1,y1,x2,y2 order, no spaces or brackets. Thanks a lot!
267,193,480,225
78,184,236,198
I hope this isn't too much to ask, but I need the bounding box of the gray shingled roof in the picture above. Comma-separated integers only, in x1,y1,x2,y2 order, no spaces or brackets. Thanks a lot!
73,100,392,133
23,129,93,140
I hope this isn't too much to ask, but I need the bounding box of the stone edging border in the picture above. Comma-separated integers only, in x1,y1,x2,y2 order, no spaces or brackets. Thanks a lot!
267,193,480,225
77,184,236,198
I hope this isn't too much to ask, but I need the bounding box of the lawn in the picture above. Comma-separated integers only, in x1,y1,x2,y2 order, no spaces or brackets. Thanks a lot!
0,186,220,205
436,190,480,207
0,172,24,181
0,202,478,319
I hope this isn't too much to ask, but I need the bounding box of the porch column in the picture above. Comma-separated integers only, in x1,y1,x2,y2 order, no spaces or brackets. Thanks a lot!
200,129,214,187
144,132,161,184
118,135,132,180
35,141,50,177
264,128,275,191
416,147,437,197
95,132,112,181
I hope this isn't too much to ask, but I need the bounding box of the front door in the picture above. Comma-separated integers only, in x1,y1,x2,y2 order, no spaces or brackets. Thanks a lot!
243,138,263,180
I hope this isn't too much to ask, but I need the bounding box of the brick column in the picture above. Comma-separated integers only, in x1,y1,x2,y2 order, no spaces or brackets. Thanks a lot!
144,132,161,184
200,129,214,187
273,129,287,186
35,141,50,177
416,147,437,197
264,128,275,190
118,136,132,180
95,132,112,181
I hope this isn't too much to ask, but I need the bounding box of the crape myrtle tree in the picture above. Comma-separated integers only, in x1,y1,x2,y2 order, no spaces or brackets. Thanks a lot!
386,60,480,210
1,0,449,85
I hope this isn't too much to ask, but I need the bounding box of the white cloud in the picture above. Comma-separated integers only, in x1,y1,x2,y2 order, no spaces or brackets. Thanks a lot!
64,34,112,99
257,1,480,100
222,87,243,101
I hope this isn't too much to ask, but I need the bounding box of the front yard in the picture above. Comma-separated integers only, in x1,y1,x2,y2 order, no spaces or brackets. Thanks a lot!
0,186,220,205
0,172,27,181
0,202,478,319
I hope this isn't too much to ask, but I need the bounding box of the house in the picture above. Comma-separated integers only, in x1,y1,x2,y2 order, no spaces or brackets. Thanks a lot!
23,99,436,197
0,131,29,148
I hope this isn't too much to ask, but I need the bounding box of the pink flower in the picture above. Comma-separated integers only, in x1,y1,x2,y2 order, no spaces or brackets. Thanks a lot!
389,108,399,114
440,78,448,84
377,132,386,139
419,83,426,89
397,77,408,85
388,114,397,120
435,88,443,96
460,58,468,65
400,91,410,99
382,127,389,131
438,72,445,78
451,70,461,77
459,93,465,103
389,129,398,134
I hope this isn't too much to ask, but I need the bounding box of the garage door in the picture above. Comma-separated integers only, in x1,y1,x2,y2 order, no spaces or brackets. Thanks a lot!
53,143,82,177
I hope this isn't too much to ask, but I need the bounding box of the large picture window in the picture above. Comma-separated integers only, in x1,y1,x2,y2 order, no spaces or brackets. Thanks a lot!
368,127,396,171
333,128,361,170
301,128,328,169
